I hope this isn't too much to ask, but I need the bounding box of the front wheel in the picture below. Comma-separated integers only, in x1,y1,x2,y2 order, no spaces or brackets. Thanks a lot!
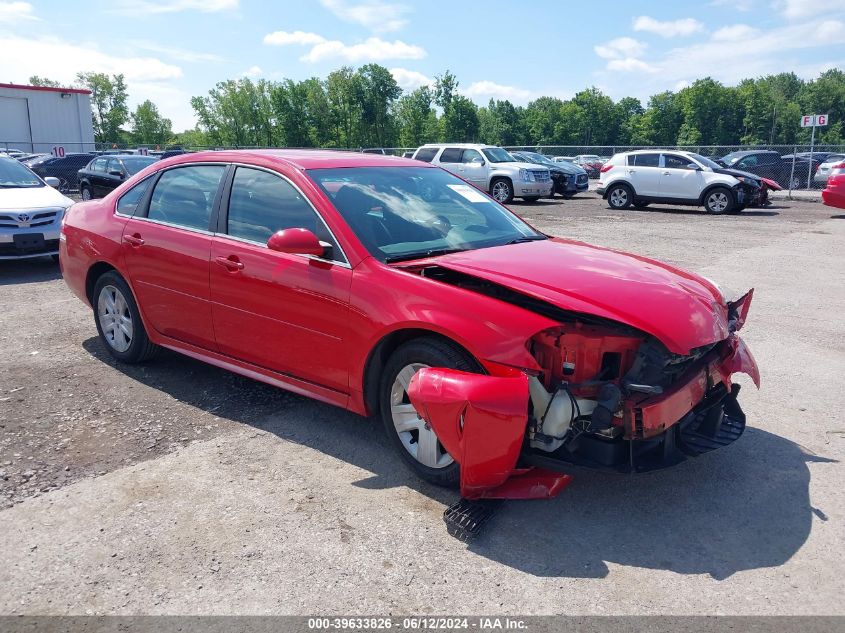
379,338,480,488
607,183,633,210
704,187,735,215
93,271,159,363
490,178,514,204
80,185,93,201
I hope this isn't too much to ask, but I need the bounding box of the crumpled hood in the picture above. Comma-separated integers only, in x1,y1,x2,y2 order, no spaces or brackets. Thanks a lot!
0,185,74,211
433,238,730,354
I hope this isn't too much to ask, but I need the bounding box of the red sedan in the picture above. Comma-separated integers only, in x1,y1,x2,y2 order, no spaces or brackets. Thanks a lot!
822,161,845,209
60,150,759,501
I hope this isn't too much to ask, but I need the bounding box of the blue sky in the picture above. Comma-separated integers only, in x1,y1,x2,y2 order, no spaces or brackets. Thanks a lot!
1,0,844,131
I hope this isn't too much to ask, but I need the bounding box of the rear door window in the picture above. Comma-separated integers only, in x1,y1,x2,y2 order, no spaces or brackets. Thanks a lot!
147,165,226,231
630,153,660,167
439,148,463,163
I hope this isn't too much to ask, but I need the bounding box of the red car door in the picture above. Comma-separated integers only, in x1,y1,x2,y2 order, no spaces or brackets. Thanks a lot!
209,166,352,393
122,164,228,351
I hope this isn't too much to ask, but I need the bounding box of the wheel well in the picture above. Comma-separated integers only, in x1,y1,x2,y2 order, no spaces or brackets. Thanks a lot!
85,262,117,305
604,180,635,200
489,175,513,188
699,184,734,205
362,329,476,417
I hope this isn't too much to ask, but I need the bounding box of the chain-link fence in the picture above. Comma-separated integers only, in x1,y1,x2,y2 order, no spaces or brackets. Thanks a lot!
5,140,844,193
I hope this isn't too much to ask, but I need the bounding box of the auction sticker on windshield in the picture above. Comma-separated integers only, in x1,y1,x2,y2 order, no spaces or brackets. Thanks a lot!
448,184,488,203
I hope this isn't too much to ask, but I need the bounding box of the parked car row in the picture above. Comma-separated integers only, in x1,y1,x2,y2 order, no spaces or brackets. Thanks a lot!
822,160,845,210
717,150,820,189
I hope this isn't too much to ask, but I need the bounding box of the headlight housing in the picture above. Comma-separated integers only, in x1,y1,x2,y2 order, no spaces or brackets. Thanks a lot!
519,169,535,182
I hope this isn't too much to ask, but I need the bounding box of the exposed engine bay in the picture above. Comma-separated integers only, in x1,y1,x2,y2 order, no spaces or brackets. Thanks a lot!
407,263,760,498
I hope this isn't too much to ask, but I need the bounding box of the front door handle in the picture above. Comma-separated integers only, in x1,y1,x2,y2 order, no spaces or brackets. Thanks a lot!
662,171,671,175
124,234,144,247
215,256,244,271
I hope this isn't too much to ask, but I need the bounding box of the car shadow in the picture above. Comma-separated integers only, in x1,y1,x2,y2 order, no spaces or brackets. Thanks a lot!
82,336,832,580
0,258,61,285
623,206,781,218
831,214,845,219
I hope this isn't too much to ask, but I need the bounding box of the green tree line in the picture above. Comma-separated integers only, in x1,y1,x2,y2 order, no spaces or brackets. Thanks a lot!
31,66,845,148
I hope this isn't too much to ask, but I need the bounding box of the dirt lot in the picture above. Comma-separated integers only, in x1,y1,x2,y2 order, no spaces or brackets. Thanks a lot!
1,193,843,615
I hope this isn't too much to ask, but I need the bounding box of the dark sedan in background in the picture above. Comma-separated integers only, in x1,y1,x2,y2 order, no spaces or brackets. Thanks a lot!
25,153,96,192
510,151,589,198
719,150,819,189
77,155,158,200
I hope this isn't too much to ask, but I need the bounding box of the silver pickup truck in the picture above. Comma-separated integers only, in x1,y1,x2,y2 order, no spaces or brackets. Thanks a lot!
412,143,552,203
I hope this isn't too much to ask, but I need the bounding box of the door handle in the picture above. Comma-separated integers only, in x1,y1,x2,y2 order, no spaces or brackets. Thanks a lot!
124,234,144,247
215,256,244,271
662,171,671,175
627,169,636,174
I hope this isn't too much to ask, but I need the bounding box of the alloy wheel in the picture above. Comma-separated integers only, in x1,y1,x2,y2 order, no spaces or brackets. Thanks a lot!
97,284,133,353
81,188,92,201
390,362,453,469
491,181,511,202
609,187,628,207
707,191,729,213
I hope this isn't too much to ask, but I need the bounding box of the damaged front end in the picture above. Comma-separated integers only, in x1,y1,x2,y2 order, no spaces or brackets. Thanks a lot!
407,289,759,500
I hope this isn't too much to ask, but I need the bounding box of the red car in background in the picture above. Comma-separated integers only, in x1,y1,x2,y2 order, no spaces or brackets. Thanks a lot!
822,161,845,209
59,150,759,503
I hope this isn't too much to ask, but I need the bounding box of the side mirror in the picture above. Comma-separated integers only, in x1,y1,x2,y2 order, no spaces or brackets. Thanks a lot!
471,157,485,165
108,170,125,179
687,163,701,170
267,228,327,257
44,176,60,188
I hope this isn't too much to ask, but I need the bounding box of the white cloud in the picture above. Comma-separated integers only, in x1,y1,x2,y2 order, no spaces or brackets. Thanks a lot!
594,37,647,59
241,65,263,78
302,37,425,62
712,24,760,40
607,58,658,73
264,30,425,63
633,16,704,37
319,0,410,32
115,0,238,14
263,30,327,46
389,67,433,91
129,40,224,63
774,0,845,18
461,80,533,102
0,1,37,22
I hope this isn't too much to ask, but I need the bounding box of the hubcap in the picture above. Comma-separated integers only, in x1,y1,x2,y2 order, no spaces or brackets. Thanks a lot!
390,362,453,469
97,285,133,353
708,192,728,213
610,188,628,207
81,188,91,201
491,181,510,202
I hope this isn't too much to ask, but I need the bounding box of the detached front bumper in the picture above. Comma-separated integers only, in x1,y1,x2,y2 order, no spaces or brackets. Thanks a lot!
408,336,759,499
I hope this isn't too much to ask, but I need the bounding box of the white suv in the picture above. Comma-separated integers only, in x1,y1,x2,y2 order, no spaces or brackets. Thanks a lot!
597,150,760,214
412,144,552,203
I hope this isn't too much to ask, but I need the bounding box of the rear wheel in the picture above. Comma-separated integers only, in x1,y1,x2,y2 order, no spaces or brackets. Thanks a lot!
607,183,633,210
93,271,159,363
704,187,735,215
379,338,480,488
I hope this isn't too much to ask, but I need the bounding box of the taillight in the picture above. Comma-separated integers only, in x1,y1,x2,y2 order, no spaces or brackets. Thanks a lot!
600,164,613,173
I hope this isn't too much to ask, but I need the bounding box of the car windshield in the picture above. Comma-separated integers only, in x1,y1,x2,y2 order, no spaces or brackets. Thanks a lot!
481,148,516,163
688,153,722,170
721,153,743,165
0,157,43,188
307,166,545,263
121,157,158,175
523,152,556,166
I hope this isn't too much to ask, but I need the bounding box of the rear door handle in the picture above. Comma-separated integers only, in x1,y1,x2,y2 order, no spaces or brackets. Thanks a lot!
215,256,244,271
627,169,636,174
124,234,144,247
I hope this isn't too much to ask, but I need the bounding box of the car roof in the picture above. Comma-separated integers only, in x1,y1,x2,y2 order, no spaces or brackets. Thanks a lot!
723,150,778,157
417,143,497,149
166,149,429,170
618,149,694,155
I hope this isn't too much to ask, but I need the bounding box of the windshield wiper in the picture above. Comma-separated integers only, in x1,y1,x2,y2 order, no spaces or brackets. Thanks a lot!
504,235,548,245
384,247,467,263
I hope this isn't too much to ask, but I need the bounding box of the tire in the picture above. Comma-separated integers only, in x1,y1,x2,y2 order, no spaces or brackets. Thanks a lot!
80,185,93,201
731,203,747,214
703,187,735,215
607,183,633,210
379,337,481,488
522,196,541,203
490,178,514,204
789,175,801,189
92,271,159,363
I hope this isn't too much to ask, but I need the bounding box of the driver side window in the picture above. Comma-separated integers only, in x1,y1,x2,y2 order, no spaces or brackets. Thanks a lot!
663,154,695,170
461,149,483,164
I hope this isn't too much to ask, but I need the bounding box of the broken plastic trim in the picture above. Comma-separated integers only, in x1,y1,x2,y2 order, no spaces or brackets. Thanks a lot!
407,368,572,500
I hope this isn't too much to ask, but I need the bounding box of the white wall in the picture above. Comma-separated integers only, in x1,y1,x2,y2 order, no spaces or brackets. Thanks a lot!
0,86,95,154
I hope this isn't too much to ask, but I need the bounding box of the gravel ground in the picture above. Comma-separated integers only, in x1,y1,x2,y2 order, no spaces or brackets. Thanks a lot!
1,193,843,614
